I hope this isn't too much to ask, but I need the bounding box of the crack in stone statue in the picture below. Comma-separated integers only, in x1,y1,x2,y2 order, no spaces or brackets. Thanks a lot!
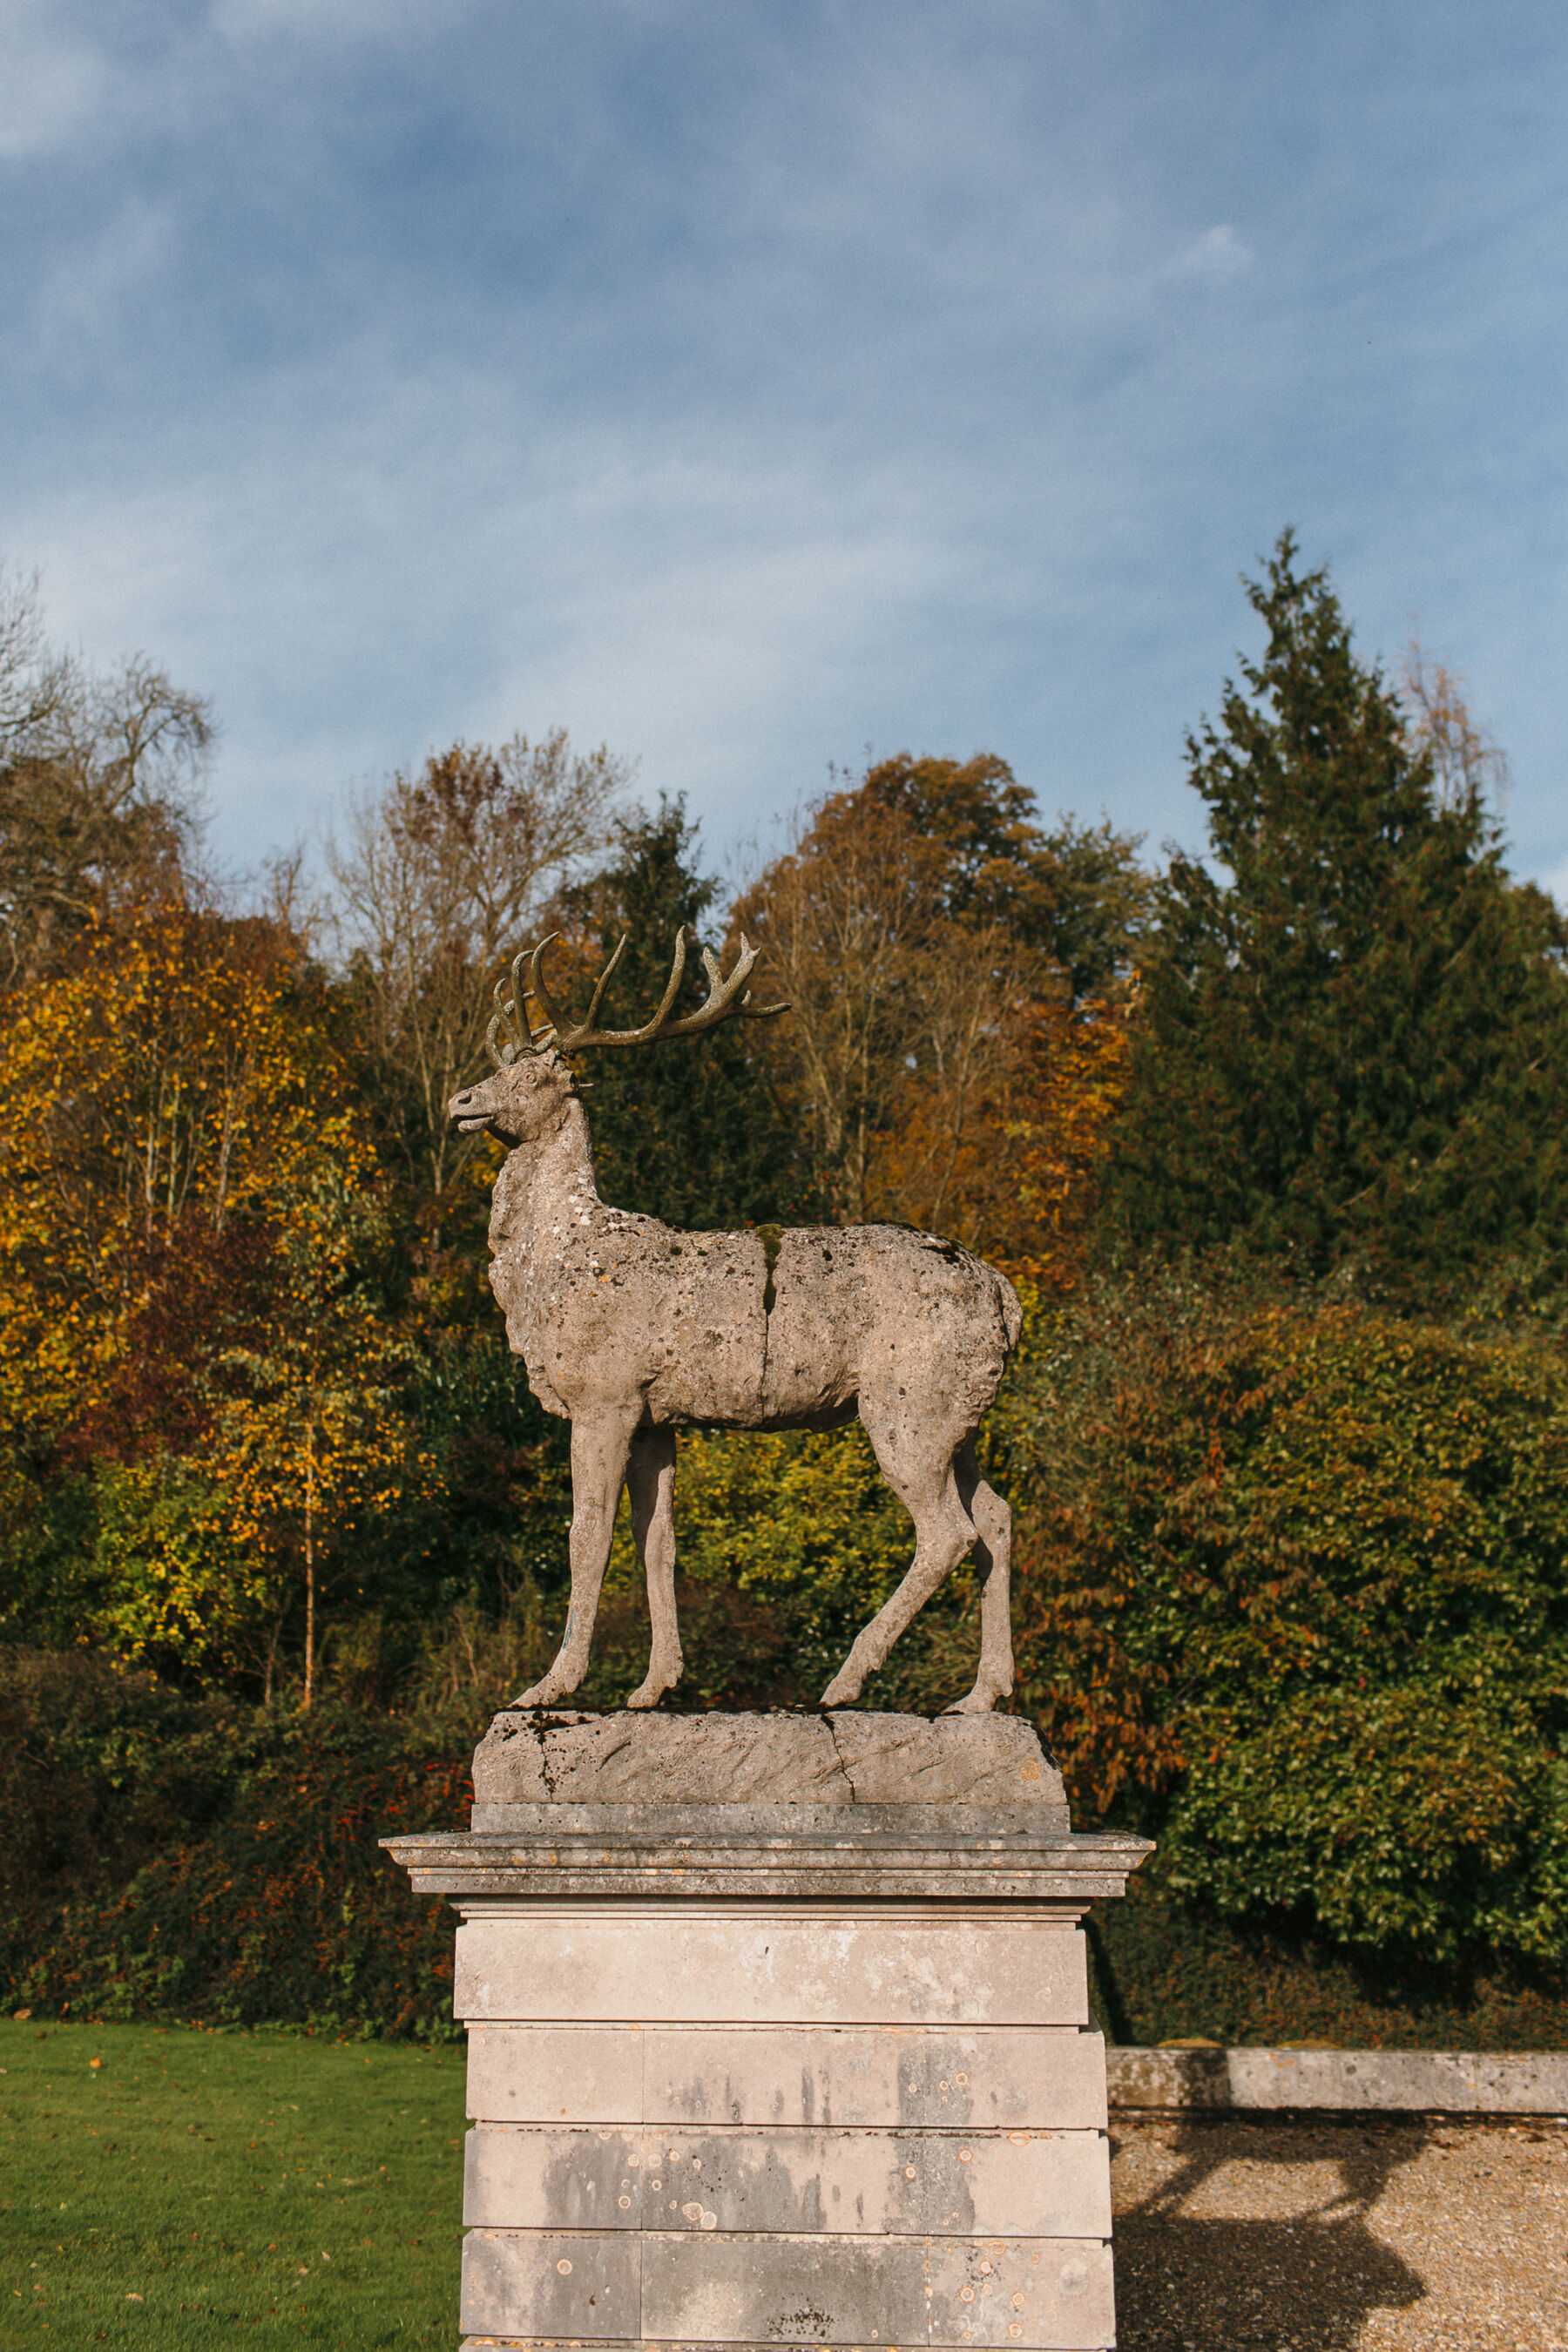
448,926,1023,1714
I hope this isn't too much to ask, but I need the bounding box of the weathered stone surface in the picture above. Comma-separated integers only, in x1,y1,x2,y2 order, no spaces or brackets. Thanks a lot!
449,1006,1024,1713
389,1824,1141,1903
461,2229,1113,2348
1107,2044,1568,2115
821,1710,1058,1806
471,1707,1064,1811
454,1910,1090,2028
385,1702,1134,2352
463,2123,1112,2239
465,2024,1110,2132
461,2228,642,2339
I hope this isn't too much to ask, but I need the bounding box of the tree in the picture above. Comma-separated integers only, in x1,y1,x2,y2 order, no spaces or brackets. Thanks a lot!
1402,640,1510,814
998,1272,1568,1963
548,799,815,1228
328,733,628,1202
1104,531,1568,1300
735,755,1147,1251
861,754,1153,1001
733,787,963,1223
0,904,344,1455
0,560,65,745
212,1170,428,1707
1,561,213,990
875,992,1132,1284
0,902,437,1695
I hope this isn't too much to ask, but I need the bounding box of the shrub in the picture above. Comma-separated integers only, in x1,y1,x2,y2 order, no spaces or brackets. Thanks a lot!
1003,1274,1568,1963
0,1651,467,2036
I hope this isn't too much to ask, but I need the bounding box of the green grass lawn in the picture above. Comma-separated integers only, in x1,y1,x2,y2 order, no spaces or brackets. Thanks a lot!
0,2019,466,2348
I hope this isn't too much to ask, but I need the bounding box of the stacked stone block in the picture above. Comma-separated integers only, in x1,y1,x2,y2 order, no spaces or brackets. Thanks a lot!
386,1710,1147,2352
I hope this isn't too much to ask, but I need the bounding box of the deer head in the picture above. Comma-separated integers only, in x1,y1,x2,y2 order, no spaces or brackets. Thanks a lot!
449,1046,578,1147
447,928,787,1143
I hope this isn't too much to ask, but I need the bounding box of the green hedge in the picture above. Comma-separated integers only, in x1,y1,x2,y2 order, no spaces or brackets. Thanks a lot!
0,1652,469,2038
1086,1861,1567,2051
6,1646,1565,2049
1002,1281,1568,1968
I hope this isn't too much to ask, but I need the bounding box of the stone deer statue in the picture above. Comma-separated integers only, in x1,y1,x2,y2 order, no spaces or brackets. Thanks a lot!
448,929,1022,1713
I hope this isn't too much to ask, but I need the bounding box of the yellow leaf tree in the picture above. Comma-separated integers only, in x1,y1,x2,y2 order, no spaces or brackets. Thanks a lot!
213,1169,429,1707
0,903,430,1693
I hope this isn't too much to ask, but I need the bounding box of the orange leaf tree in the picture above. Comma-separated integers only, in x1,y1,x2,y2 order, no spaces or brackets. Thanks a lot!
734,754,1146,1280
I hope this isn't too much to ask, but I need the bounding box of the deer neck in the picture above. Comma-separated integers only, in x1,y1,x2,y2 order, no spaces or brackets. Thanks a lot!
493,1094,602,1246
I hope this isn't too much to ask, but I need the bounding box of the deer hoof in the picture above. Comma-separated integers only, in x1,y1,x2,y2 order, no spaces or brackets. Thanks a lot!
819,1664,865,1707
943,1686,1002,1715
510,1676,569,1708
624,1673,677,1710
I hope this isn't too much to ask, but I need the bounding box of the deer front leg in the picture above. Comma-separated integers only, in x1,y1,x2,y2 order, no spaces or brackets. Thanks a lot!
510,1408,639,1708
624,1423,682,1710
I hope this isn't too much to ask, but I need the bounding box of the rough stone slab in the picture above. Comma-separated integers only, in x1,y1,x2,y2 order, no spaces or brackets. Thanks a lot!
464,2124,1112,2239
454,1914,1089,2028
466,1801,1074,1838
466,2024,1110,2132
386,1829,1144,1903
821,1713,1062,1808
461,2232,1114,2349
472,1710,1066,1811
1106,2044,1568,2114
462,2229,641,2339
645,2231,1112,2348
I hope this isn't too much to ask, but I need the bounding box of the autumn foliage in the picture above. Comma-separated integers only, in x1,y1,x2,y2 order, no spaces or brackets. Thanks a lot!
997,1278,1568,1963
733,754,1146,1283
5,539,1568,2032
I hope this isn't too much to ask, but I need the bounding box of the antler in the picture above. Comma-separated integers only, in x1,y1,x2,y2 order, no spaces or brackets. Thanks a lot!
485,946,556,1067
486,928,787,1066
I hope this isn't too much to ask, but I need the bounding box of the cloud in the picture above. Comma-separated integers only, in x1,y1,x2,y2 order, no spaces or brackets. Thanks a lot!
29,198,175,368
206,0,465,46
0,0,109,159
2,3,1564,902
1165,224,1254,284
13,354,987,862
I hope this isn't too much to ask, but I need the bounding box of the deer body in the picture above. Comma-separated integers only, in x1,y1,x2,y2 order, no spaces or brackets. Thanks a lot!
490,1092,1015,1434
456,1042,1021,1713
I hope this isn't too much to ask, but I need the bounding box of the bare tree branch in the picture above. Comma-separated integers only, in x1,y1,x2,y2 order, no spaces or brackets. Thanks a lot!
327,732,630,1196
0,566,213,989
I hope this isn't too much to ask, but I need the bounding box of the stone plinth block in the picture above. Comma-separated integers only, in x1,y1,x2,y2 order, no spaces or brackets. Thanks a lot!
383,1710,1149,2352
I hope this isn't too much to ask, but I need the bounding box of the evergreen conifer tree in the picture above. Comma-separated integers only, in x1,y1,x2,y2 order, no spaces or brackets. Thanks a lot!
1105,531,1568,1301
555,799,818,1229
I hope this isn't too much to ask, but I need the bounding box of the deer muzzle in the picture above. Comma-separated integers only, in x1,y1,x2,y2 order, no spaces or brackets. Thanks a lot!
449,1085,495,1135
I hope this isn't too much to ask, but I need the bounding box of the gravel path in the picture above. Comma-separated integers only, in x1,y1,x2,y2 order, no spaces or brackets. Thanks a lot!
1111,2115,1568,2349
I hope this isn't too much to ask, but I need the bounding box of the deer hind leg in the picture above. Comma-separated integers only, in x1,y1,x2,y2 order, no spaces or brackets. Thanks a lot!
820,1401,977,1708
948,1437,1013,1713
510,1408,639,1709
624,1423,682,1710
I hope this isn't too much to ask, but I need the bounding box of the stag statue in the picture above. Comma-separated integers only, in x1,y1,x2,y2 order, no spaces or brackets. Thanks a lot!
448,929,1022,1714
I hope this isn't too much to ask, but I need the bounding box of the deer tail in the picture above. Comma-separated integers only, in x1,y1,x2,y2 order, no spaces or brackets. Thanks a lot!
993,1267,1024,1353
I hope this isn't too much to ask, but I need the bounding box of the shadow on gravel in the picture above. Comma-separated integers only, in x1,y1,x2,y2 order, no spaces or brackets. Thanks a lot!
1111,2117,1430,2349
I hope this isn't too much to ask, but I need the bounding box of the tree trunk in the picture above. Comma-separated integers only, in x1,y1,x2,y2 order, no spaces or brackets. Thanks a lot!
302,1413,316,1712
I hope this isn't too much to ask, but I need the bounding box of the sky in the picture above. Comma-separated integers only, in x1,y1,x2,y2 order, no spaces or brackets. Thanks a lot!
3,0,1565,899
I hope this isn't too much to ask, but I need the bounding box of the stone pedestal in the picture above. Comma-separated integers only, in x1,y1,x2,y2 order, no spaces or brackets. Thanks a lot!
384,1711,1149,2352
